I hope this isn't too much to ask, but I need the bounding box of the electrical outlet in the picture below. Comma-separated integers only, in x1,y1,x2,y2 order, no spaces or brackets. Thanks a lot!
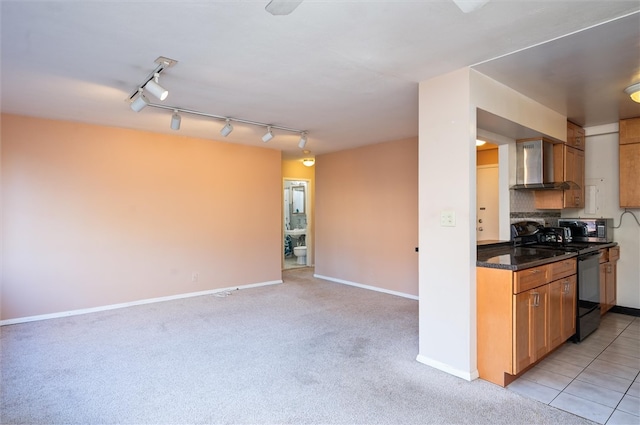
191,272,199,282
440,210,456,227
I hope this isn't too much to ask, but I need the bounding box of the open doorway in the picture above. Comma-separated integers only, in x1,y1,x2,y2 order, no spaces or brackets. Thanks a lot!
283,179,311,269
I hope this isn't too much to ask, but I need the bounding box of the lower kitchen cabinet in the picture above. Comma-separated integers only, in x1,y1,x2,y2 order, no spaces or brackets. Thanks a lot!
477,259,577,387
600,246,620,315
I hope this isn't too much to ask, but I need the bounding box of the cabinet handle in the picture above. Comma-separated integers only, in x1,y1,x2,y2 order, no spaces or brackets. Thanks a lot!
563,281,570,294
531,292,540,307
530,269,542,274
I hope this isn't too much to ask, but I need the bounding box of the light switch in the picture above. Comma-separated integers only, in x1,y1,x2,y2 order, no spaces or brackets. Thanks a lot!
440,210,456,227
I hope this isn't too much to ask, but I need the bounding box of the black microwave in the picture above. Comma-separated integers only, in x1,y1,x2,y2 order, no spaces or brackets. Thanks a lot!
557,218,614,243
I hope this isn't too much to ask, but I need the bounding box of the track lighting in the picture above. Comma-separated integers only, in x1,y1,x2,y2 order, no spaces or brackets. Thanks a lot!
262,126,274,143
170,111,181,130
298,132,308,149
144,74,168,101
129,57,309,146
130,93,149,112
220,119,234,137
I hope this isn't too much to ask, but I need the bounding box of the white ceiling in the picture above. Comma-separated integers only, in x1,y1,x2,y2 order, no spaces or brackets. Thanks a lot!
2,1,639,159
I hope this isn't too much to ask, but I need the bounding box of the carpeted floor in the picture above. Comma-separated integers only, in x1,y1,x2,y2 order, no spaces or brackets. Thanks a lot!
1,268,596,424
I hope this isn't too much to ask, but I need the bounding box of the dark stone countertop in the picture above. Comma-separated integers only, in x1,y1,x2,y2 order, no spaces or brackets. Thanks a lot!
477,243,578,271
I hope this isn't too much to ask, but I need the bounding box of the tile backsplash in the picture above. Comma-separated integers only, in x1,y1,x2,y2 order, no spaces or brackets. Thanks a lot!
510,190,560,226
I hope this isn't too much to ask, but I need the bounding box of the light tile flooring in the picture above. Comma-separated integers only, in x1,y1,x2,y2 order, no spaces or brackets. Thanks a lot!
284,256,307,269
508,313,640,424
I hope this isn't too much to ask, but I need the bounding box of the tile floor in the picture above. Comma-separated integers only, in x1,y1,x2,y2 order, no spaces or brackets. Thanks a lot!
508,313,640,424
284,255,307,269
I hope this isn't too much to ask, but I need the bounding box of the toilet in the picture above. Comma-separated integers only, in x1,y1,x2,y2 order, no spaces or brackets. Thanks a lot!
293,246,307,265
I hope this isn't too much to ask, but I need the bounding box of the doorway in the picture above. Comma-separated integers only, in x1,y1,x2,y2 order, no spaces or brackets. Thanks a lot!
283,179,311,269
477,164,499,241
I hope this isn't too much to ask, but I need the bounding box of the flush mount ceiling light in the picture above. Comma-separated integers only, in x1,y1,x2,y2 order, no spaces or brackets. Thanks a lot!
170,110,181,130
624,82,640,103
302,158,315,167
220,119,234,137
262,126,274,143
298,132,308,149
476,139,487,146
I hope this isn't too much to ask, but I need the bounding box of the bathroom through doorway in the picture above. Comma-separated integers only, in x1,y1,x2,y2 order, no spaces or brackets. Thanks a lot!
283,179,311,269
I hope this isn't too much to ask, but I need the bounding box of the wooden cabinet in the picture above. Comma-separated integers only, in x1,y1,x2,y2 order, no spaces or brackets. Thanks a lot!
599,246,620,315
533,122,585,209
477,258,577,387
620,117,640,208
567,121,585,150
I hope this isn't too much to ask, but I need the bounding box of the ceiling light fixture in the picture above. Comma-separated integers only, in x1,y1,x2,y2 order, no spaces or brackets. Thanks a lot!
624,82,640,103
298,132,308,149
220,119,234,137
144,74,168,101
262,126,274,143
170,110,181,130
130,92,149,112
476,139,487,146
302,158,315,167
129,57,308,146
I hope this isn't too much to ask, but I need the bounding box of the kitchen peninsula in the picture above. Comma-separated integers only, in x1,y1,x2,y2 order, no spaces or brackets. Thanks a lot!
477,242,578,387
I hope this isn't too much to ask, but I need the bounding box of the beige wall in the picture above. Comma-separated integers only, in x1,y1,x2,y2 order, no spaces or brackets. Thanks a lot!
314,138,418,297
282,158,316,266
1,114,282,320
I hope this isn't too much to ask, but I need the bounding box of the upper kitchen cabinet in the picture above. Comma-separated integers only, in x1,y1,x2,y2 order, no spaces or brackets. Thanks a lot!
619,117,640,208
533,123,585,209
566,121,585,150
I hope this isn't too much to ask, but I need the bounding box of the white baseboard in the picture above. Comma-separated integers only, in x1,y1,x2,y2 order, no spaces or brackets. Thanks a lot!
0,280,282,326
416,354,480,381
313,274,418,300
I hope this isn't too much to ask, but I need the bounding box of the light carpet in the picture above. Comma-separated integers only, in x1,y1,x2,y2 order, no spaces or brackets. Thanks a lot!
1,268,596,424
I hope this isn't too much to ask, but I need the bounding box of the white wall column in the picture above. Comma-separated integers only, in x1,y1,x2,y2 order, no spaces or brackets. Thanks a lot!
417,68,478,380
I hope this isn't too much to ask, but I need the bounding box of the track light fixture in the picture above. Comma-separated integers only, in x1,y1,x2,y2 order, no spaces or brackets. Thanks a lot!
298,132,308,149
262,126,274,143
220,119,234,137
170,110,181,130
128,57,309,146
144,74,168,101
130,92,149,112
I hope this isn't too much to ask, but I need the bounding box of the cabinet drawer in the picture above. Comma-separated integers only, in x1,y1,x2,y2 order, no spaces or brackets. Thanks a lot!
609,246,620,262
550,258,576,281
514,265,549,294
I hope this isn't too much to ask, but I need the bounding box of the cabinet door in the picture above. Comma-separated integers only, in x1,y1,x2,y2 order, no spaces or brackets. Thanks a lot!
549,280,563,349
620,143,640,208
531,285,549,361
561,276,576,341
600,263,608,315
513,291,533,374
620,118,640,145
606,262,617,309
563,146,584,208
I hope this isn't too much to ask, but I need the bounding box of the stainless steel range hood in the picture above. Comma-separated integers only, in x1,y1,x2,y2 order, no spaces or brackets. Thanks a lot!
512,139,576,190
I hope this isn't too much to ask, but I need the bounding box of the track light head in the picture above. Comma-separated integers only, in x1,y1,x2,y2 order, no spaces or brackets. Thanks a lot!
144,74,168,101
220,119,234,137
262,126,274,143
170,111,181,130
130,93,150,112
298,132,308,149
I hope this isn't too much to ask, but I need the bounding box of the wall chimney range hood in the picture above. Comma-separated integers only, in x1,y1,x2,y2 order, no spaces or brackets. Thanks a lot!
512,138,576,190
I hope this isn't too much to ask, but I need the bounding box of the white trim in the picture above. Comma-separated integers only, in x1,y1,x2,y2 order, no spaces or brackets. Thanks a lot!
313,274,418,300
0,280,282,326
415,354,480,381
